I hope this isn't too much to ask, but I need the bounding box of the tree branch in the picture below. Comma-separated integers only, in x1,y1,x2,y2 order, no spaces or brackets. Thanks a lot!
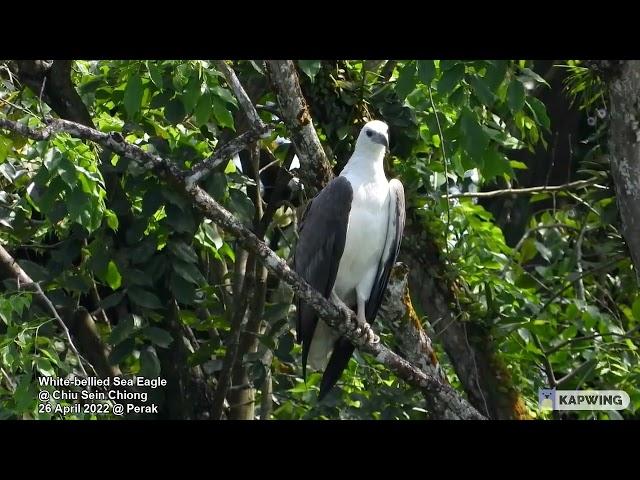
607,60,640,283
187,130,266,186
265,60,333,194
214,61,268,132
446,178,604,199
0,115,485,420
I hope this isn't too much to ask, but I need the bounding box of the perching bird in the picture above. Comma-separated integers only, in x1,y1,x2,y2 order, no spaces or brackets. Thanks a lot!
293,120,405,399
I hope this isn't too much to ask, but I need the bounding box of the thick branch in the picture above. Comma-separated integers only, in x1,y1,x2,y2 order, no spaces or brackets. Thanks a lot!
608,60,640,282
265,60,333,193
446,178,603,199
0,115,484,420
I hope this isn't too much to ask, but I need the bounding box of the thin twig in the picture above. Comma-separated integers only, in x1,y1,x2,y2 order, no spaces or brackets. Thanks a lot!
428,85,451,257
448,178,604,199
536,255,624,316
545,325,640,356
38,76,47,122
513,223,581,252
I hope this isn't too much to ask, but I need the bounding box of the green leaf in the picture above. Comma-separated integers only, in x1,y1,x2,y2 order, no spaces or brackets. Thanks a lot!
123,268,153,287
298,60,322,81
484,61,508,90
449,87,466,108
460,108,489,161
438,63,465,96
206,173,227,202
124,75,143,118
146,61,163,89
164,98,186,124
632,297,640,321
211,86,238,108
481,149,511,180
35,357,55,377
109,315,137,345
520,238,538,263
165,203,196,234
67,189,101,232
535,241,553,262
139,347,161,377
195,91,212,127
337,125,350,140
127,287,163,309
229,188,255,223
170,272,196,305
211,95,234,130
417,60,436,85
507,79,526,113
200,222,224,250
0,136,13,163
99,291,126,311
142,187,164,217
105,210,119,230
172,259,205,286
108,338,135,365
142,326,173,348
395,61,417,100
527,97,551,131
104,260,122,290
469,76,496,107
520,67,549,86
182,75,201,114
168,241,199,264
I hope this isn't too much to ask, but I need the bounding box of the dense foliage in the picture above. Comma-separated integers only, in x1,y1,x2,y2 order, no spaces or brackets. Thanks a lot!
0,60,638,420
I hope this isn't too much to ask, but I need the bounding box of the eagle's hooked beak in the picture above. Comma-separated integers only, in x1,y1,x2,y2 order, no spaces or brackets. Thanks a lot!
373,132,390,152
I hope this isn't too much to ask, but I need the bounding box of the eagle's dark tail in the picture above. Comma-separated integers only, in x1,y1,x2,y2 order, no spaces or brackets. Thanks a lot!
318,337,355,400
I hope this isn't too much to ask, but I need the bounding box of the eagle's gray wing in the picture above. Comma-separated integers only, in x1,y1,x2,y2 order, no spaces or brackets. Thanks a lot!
293,176,353,379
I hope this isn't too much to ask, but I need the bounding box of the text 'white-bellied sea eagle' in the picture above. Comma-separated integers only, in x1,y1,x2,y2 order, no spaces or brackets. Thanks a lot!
293,120,406,399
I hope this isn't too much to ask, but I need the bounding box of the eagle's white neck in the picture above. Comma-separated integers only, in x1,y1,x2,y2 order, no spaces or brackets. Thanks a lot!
340,143,387,182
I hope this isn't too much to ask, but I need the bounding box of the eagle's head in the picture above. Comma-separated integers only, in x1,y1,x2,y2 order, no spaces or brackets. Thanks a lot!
357,120,389,153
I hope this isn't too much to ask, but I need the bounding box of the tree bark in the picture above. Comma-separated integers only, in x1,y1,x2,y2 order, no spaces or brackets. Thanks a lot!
608,60,640,282
377,263,454,418
265,60,333,194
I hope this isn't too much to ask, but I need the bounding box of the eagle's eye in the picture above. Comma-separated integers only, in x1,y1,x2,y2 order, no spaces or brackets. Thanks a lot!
366,130,373,137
